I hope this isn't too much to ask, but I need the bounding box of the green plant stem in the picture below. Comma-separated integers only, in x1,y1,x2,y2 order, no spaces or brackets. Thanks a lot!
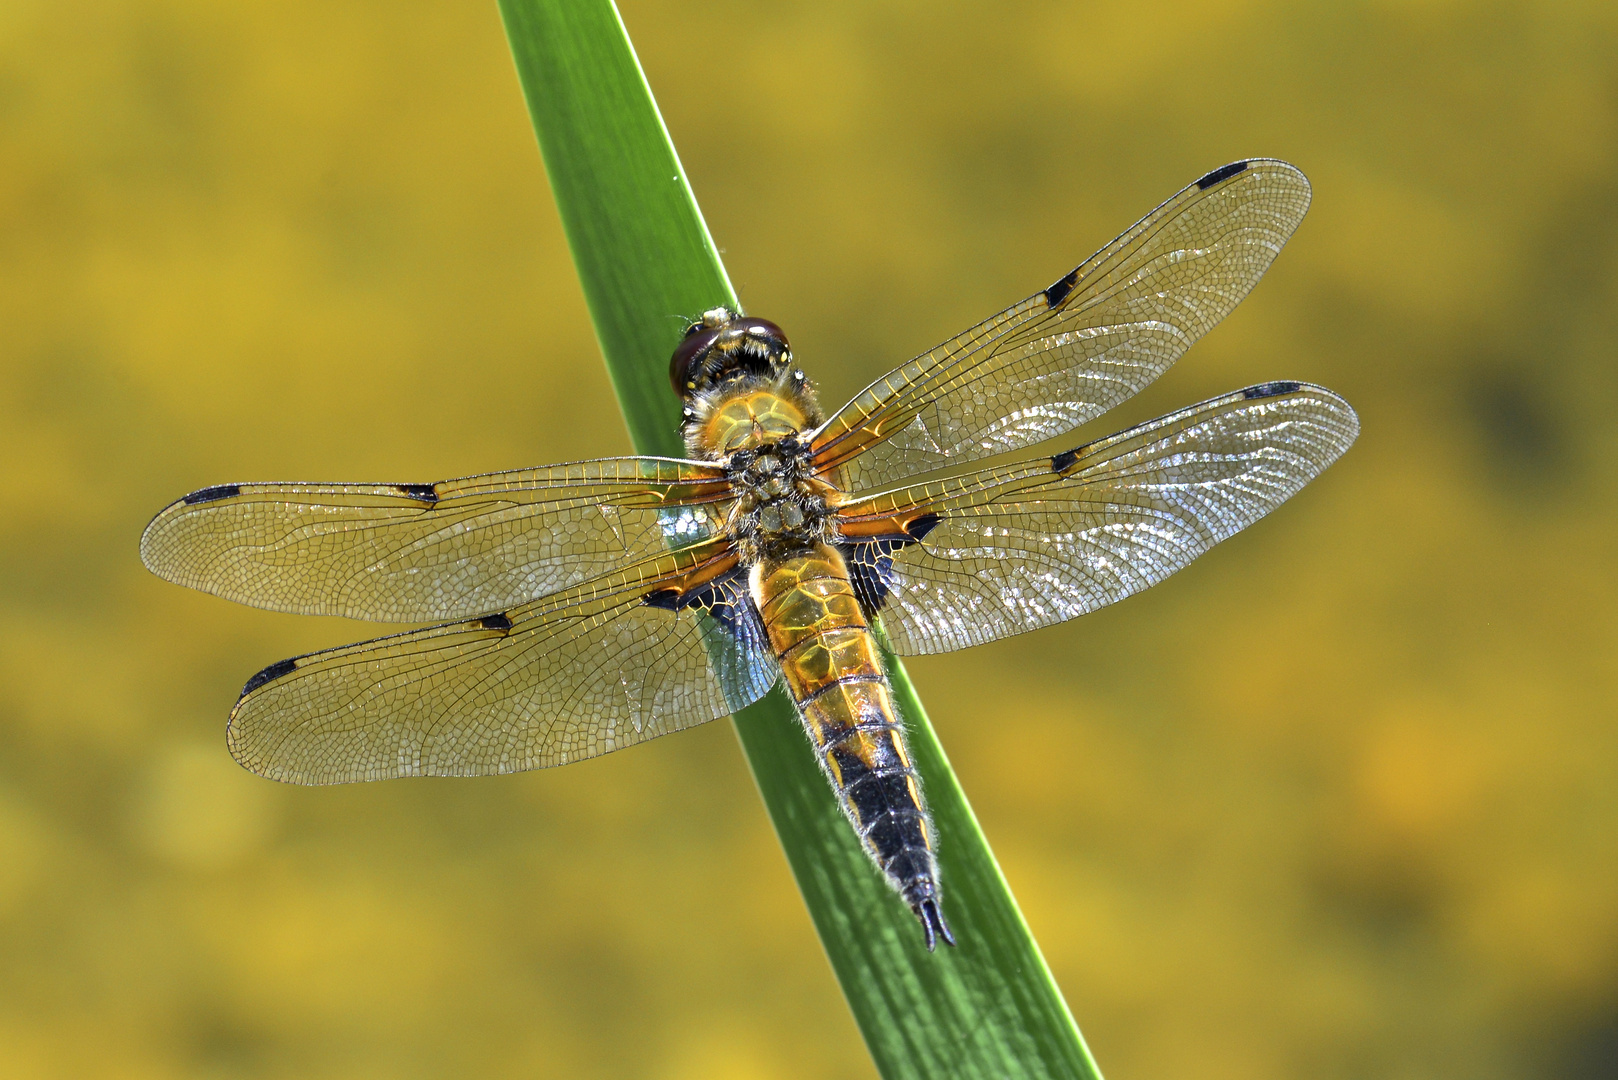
498,2,1103,1076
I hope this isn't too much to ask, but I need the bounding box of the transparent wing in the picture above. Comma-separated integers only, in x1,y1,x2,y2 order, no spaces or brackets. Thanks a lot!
811,160,1313,491
835,382,1358,655
140,458,733,622
226,541,778,784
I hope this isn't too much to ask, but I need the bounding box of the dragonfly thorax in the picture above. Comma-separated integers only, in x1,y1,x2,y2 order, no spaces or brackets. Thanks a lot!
724,438,837,563
672,311,835,561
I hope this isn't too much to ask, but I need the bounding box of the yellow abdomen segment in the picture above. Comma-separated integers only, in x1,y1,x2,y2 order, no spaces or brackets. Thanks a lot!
751,544,941,916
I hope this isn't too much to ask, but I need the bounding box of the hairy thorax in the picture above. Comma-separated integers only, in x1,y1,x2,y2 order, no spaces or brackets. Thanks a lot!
686,379,841,565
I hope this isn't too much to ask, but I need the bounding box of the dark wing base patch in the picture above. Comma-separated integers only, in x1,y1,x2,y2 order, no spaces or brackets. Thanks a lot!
641,567,775,713
841,513,942,616
641,568,763,645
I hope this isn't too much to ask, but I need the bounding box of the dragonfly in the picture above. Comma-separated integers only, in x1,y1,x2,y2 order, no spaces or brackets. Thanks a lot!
141,159,1357,950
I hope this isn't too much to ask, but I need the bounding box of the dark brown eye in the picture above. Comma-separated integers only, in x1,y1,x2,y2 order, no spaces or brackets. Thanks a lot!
731,317,788,349
669,325,723,396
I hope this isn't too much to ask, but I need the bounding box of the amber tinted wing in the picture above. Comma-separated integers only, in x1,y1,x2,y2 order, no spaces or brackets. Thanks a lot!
836,382,1357,655
812,160,1312,492
140,458,733,622
226,541,776,784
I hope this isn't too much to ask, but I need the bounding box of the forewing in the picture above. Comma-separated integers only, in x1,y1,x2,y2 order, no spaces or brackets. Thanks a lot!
141,458,733,622
812,160,1313,491
226,542,777,784
836,382,1358,655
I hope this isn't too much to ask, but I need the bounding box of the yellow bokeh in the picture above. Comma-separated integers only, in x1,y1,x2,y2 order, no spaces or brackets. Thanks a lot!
3,0,1616,1077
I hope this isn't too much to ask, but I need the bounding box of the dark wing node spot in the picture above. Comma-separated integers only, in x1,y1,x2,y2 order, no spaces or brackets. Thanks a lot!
1197,160,1250,190
478,612,513,631
241,657,297,699
641,589,681,611
842,514,944,615
183,484,241,506
396,483,439,504
1050,448,1080,473
1243,380,1302,399
904,512,942,542
1043,267,1080,308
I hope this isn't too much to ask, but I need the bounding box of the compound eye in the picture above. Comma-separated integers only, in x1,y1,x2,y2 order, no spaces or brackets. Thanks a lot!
731,317,789,350
669,325,724,396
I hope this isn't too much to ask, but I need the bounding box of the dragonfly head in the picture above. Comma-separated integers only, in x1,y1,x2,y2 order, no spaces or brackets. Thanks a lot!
669,308,793,398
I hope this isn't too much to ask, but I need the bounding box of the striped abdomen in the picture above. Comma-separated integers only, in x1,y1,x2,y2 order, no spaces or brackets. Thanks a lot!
750,542,954,949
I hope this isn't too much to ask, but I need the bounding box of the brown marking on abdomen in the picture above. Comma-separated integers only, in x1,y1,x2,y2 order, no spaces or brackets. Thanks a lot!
751,543,950,945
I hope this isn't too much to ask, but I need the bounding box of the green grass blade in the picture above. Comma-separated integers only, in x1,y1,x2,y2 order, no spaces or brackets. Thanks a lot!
497,2,1103,1075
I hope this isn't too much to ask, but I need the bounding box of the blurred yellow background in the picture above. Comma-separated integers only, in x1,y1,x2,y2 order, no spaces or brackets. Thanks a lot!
3,0,1616,1077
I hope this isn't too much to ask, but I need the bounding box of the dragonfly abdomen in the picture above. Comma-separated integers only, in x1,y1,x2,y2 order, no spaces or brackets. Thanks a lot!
751,543,954,949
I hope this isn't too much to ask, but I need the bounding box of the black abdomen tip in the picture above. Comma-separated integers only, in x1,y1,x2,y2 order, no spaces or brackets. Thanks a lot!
912,897,956,952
